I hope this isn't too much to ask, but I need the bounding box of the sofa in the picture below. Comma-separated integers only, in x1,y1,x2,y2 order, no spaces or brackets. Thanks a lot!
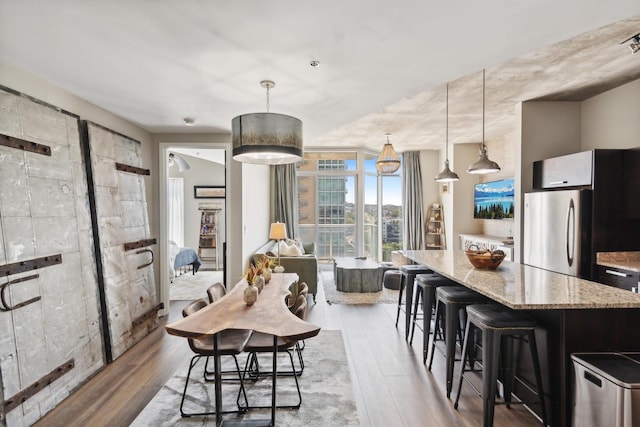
252,239,318,301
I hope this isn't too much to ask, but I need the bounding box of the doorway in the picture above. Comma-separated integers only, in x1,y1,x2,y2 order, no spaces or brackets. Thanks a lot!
159,143,228,314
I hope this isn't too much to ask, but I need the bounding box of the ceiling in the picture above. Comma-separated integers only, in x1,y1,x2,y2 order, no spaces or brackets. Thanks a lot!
1,2,639,153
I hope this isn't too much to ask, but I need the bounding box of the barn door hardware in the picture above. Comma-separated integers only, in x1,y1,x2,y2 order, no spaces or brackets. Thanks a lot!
136,249,154,269
115,162,150,176
124,238,157,252
0,254,62,311
0,254,62,276
0,274,40,311
3,359,75,413
0,133,52,156
132,303,164,329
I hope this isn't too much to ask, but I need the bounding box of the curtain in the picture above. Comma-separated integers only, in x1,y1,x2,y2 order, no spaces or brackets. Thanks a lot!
402,152,425,250
271,163,299,239
168,177,184,247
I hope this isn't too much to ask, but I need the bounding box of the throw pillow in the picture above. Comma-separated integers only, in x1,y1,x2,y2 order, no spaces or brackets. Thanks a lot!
279,239,304,256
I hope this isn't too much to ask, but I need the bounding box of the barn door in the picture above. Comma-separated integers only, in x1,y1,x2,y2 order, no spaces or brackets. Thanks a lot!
0,89,103,425
81,121,160,362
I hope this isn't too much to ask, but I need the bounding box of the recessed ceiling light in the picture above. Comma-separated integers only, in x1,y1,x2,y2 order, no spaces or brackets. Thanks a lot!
183,117,196,126
310,60,320,68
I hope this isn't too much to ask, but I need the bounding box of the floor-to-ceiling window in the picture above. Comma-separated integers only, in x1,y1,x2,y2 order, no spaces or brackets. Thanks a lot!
298,152,357,259
298,150,402,262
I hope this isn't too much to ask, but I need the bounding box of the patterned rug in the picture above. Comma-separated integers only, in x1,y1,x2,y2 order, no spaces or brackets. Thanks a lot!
321,269,399,305
170,270,224,301
130,330,359,427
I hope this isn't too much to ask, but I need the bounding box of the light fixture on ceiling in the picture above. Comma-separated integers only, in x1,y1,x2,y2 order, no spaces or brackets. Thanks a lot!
376,133,401,174
183,117,196,126
168,152,191,172
621,33,640,54
435,83,460,183
231,80,303,165
467,69,501,175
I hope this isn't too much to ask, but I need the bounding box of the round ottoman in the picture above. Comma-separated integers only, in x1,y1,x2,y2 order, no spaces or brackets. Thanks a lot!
383,269,402,290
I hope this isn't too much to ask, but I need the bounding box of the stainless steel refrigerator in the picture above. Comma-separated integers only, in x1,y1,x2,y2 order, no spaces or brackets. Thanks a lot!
523,189,592,278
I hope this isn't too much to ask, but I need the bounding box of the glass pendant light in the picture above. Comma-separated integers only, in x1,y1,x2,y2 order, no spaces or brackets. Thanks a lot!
467,69,501,174
435,83,459,182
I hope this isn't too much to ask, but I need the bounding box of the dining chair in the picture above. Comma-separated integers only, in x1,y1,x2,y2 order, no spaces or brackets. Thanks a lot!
179,298,252,417
239,297,308,409
207,282,226,303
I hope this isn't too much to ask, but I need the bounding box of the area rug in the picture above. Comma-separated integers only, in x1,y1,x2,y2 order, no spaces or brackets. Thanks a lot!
130,330,359,427
321,269,399,305
170,270,224,301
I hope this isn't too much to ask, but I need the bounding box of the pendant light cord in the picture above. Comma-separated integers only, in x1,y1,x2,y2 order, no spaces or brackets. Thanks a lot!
266,85,270,112
445,83,449,157
482,69,485,149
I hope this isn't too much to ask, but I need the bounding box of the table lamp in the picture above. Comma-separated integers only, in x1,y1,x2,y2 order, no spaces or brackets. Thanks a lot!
269,222,287,273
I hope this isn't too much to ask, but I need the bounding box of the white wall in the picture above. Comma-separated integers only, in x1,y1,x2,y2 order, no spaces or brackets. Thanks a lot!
446,143,481,250
420,149,441,216
241,163,271,278
168,153,226,253
581,79,640,150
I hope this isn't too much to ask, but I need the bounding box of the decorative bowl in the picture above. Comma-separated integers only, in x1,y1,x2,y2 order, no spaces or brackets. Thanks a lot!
464,248,506,270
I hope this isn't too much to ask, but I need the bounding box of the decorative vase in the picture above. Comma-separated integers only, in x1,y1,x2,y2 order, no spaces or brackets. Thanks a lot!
244,283,258,306
274,265,285,273
262,268,272,283
255,275,265,293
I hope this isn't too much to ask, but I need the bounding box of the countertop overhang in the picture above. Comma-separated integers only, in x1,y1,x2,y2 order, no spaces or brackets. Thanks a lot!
596,251,640,272
401,250,640,310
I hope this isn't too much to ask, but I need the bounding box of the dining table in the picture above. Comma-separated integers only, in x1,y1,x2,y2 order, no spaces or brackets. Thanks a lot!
165,272,320,427
401,249,640,427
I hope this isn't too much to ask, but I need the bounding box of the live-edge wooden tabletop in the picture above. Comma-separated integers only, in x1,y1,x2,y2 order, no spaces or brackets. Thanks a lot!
165,272,320,341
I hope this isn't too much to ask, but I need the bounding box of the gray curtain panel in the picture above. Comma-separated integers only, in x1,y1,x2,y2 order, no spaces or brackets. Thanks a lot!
402,151,425,250
271,163,299,239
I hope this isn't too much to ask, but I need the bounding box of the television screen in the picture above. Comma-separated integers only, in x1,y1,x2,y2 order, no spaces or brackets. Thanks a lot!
474,178,515,219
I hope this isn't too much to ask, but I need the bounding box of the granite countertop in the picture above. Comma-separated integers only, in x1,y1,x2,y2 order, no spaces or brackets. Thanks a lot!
401,250,640,310
596,251,640,272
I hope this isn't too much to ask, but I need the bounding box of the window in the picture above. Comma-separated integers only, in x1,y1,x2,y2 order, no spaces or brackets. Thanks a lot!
298,150,402,262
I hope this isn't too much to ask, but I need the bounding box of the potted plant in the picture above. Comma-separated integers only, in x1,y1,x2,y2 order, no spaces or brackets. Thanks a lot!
244,265,258,305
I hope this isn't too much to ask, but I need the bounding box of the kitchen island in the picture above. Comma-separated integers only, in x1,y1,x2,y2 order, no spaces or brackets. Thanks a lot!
401,249,640,427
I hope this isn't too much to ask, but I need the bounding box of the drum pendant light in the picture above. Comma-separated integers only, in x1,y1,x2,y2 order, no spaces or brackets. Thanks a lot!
435,83,459,182
232,80,303,164
467,69,501,174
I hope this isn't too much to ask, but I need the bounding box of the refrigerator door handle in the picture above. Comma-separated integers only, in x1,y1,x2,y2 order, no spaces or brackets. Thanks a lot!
566,199,575,267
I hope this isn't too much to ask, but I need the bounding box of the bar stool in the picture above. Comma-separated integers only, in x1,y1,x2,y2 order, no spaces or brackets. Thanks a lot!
409,273,457,363
395,264,433,339
453,304,547,427
427,286,487,397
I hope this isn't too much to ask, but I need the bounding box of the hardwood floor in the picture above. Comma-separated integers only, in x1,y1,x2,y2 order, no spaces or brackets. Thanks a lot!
35,274,542,427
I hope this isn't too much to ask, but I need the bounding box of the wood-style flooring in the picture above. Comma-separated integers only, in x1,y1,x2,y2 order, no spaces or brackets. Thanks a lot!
35,272,542,427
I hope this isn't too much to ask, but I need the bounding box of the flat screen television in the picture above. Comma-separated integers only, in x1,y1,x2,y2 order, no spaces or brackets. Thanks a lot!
473,178,515,219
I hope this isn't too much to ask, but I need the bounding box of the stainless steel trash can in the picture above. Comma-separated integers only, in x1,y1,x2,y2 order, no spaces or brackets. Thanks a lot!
572,353,640,427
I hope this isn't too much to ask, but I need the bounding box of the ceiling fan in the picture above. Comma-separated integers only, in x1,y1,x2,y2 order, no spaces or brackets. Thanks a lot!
168,152,191,172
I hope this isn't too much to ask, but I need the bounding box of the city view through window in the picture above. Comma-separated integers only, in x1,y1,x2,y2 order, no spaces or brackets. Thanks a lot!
297,152,402,262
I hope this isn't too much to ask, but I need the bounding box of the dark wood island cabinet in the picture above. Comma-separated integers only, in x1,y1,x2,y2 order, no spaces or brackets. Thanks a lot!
401,250,640,427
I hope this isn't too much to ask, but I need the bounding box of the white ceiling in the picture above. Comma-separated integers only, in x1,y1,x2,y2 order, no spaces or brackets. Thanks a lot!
1,1,639,153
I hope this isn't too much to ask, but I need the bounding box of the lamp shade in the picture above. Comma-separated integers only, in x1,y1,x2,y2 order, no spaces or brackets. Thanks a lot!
376,135,401,174
269,222,287,240
467,145,501,174
435,159,460,182
232,113,303,165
